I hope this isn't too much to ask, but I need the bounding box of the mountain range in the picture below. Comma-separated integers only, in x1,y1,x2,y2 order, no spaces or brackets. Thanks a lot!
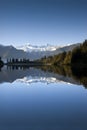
16,44,58,52
0,43,80,61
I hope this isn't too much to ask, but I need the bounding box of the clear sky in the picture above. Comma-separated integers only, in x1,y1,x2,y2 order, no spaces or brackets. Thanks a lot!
0,0,87,46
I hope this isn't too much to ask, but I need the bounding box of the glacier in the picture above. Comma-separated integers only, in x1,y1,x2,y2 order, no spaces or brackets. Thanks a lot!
16,44,60,52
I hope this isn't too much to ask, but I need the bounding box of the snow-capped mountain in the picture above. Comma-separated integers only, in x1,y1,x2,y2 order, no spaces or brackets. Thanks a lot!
16,76,58,84
16,44,59,52
15,75,74,85
0,66,81,85
0,43,80,60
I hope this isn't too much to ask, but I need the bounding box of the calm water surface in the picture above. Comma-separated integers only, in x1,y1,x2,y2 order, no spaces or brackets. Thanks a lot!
0,66,87,130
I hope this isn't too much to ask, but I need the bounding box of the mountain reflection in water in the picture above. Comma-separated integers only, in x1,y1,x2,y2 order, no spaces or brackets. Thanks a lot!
0,65,87,88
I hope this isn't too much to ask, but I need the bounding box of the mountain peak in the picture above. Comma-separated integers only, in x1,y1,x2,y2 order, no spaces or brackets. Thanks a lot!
16,44,59,52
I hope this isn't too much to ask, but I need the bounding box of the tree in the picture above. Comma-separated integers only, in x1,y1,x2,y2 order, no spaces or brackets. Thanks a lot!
16,59,18,63
12,58,15,63
0,57,4,67
64,51,71,65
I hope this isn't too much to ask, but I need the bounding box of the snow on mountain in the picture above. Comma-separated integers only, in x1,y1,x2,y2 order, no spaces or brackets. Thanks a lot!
16,76,57,84
16,44,59,52
15,76,72,85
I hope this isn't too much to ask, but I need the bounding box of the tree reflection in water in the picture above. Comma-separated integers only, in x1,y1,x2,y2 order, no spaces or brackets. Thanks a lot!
37,65,87,88
0,65,87,88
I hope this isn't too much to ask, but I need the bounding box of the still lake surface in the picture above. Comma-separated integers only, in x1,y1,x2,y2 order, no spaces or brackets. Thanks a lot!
0,66,87,130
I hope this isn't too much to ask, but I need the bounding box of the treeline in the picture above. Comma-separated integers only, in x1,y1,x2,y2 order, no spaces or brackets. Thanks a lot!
7,58,43,66
7,58,30,64
39,40,87,65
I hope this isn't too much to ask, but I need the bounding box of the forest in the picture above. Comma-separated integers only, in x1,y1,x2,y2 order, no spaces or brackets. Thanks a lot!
39,40,87,66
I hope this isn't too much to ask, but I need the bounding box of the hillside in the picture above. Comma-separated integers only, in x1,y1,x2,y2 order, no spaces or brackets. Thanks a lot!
0,45,27,60
0,43,80,60
39,40,87,66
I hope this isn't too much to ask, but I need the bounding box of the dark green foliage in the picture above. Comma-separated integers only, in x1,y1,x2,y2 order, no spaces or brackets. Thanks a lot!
39,65,87,88
63,51,71,65
12,58,15,63
71,40,87,64
0,57,4,67
40,40,87,65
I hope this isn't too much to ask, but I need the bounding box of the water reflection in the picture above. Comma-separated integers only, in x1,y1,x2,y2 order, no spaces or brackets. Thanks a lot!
0,65,87,130
0,65,87,88
39,65,87,88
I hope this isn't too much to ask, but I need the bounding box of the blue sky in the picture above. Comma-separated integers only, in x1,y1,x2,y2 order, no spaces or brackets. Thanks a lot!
0,0,87,46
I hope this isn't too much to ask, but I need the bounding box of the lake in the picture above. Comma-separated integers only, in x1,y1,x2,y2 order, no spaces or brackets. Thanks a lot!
0,66,87,130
